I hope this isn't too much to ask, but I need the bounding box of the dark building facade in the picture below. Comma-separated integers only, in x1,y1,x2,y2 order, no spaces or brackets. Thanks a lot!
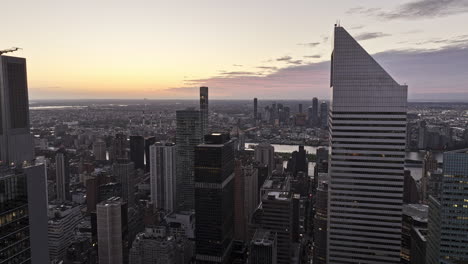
129,136,145,170
144,136,156,173
194,133,235,263
0,55,34,165
311,97,318,127
200,87,209,138
253,98,258,121
249,229,277,264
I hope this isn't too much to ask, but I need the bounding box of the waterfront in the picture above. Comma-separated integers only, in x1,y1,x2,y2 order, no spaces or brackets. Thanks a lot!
245,143,443,180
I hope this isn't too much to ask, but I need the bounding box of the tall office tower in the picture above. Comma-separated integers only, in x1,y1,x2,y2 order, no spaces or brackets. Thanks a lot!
249,229,277,264
234,160,259,242
298,103,303,113
254,142,275,176
86,173,112,213
254,98,258,121
175,109,202,211
421,151,438,202
129,227,177,264
261,191,293,264
194,133,235,263
0,165,50,264
144,136,156,172
400,204,428,264
0,55,34,165
311,97,319,126
200,86,209,137
47,203,83,261
426,196,441,264
313,181,329,264
97,197,129,264
129,135,145,170
327,26,408,264
427,149,468,263
149,142,176,213
93,140,107,161
112,133,127,160
55,148,71,201
319,101,328,129
113,160,135,207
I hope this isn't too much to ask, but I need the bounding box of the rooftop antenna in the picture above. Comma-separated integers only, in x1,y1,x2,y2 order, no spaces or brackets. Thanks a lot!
0,47,22,55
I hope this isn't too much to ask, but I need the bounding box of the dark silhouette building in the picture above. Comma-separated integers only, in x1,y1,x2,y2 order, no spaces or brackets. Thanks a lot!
200,86,209,137
254,98,258,121
129,136,145,170
194,133,235,263
144,136,156,172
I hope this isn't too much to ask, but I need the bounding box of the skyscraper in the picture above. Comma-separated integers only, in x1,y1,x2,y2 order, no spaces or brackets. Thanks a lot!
113,160,135,207
261,191,293,264
194,133,235,263
311,97,319,126
0,55,34,165
254,143,275,176
249,229,277,264
200,86,209,137
149,142,176,213
426,149,468,263
129,135,145,170
319,101,328,129
55,148,71,201
0,164,50,264
93,140,107,161
254,98,258,121
144,136,156,172
97,197,128,264
111,133,127,161
176,109,203,211
327,26,408,263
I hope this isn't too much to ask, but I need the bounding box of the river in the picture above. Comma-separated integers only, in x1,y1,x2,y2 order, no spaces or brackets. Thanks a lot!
245,143,443,180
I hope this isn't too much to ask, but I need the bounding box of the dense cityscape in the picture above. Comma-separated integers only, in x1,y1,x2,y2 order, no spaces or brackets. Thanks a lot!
1,14,468,264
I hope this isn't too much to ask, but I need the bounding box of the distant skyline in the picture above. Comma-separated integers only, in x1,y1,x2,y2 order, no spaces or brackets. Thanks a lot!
3,0,468,100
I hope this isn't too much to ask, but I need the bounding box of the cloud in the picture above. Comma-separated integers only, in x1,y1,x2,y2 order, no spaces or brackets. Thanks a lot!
182,44,468,100
304,55,321,59
257,66,278,70
413,34,468,46
232,64,243,67
297,42,320,47
354,32,391,41
348,0,468,20
220,71,260,76
287,60,303,65
276,56,293,61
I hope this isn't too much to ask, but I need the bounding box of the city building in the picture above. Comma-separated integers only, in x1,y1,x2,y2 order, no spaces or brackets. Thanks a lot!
327,25,408,263
254,142,275,176
0,55,34,165
261,191,293,264
47,203,83,261
175,109,203,211
249,229,277,264
129,135,145,170
194,133,235,263
401,204,428,263
410,227,427,264
144,136,156,172
311,97,319,127
254,98,258,121
93,140,107,161
111,133,127,161
96,197,128,264
421,151,438,202
0,164,50,264
200,86,209,137
313,180,328,264
113,160,135,207
85,173,112,213
149,142,176,213
56,148,71,201
234,160,259,242
427,149,468,263
129,227,177,264
319,101,328,129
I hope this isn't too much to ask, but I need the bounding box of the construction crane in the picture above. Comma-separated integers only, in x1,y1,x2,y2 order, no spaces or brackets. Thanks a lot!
0,47,22,55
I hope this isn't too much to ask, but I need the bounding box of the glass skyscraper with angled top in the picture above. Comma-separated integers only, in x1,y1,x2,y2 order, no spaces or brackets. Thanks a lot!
327,25,407,263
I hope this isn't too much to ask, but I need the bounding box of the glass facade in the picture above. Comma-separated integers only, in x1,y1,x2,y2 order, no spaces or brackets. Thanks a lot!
0,171,31,263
